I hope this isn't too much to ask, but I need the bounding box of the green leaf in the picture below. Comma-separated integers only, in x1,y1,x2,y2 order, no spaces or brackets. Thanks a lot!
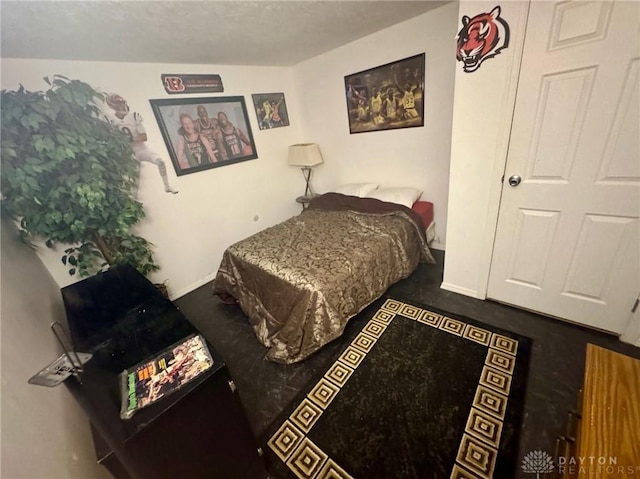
3,147,17,158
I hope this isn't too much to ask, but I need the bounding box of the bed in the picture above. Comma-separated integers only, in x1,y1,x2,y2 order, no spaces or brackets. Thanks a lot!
412,200,436,244
213,192,435,363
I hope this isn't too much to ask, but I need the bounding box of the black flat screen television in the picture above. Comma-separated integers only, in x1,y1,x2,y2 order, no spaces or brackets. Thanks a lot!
61,264,165,352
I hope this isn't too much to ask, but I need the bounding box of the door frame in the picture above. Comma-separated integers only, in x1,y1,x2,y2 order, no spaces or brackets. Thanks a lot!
441,0,531,299
621,303,640,347
471,1,531,300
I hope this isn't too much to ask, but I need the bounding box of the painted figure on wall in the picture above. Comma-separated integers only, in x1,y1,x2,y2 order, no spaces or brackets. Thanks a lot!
104,94,179,194
370,88,384,125
456,6,510,73
269,96,285,128
175,113,218,169
260,99,274,129
196,105,227,161
217,112,254,159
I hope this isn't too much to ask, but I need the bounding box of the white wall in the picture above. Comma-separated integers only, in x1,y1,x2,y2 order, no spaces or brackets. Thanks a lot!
1,59,304,297
292,2,459,250
0,216,112,479
1,2,457,300
442,1,530,298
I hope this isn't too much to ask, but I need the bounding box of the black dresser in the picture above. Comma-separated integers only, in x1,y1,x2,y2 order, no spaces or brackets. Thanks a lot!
61,265,267,479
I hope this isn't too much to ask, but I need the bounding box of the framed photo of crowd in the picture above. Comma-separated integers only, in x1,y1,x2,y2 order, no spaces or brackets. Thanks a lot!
344,53,425,134
149,96,258,176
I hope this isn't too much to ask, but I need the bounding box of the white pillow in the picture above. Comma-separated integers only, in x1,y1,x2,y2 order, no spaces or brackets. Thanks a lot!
333,183,379,197
365,187,422,208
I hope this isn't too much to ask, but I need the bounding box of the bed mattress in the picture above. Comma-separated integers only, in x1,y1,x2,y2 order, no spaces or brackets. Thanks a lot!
412,201,435,243
411,201,433,227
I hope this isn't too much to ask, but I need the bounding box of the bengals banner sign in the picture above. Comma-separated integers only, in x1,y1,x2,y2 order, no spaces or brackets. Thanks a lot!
161,74,224,94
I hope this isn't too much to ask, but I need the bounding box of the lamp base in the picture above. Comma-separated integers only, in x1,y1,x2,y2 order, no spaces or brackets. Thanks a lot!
301,167,314,197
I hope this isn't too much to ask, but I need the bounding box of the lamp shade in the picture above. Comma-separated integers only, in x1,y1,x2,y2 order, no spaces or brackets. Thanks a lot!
288,143,324,167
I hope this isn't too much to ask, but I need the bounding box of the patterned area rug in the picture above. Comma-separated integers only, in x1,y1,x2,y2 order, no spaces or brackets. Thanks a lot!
262,298,531,479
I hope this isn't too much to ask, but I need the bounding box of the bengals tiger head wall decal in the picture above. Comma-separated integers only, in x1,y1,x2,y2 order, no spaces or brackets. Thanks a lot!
456,6,510,73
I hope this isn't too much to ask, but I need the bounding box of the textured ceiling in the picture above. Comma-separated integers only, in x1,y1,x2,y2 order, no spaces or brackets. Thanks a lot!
0,1,449,66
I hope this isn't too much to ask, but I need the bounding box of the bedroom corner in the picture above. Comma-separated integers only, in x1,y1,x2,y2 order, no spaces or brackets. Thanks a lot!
0,59,305,298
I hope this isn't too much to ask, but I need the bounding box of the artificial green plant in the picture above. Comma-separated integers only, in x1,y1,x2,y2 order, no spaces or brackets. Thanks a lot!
1,75,159,277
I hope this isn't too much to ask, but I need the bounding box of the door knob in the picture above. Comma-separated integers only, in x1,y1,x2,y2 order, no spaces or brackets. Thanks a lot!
508,175,522,187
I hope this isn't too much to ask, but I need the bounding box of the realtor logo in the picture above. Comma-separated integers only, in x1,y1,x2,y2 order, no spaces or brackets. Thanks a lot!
522,450,555,478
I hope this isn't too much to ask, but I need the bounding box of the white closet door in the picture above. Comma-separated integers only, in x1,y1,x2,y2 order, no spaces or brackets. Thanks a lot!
488,1,639,333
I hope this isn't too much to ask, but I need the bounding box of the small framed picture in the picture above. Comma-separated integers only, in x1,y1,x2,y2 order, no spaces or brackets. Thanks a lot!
251,93,290,130
149,96,258,176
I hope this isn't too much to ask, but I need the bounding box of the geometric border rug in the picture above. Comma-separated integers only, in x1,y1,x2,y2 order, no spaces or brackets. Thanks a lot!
264,298,531,479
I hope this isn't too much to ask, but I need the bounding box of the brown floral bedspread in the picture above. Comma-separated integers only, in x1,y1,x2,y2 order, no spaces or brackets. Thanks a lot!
213,193,435,363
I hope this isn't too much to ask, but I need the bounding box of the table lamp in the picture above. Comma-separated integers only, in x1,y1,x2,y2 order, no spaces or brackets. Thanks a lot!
288,143,324,197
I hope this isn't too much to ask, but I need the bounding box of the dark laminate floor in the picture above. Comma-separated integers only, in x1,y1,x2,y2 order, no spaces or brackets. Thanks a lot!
174,250,640,479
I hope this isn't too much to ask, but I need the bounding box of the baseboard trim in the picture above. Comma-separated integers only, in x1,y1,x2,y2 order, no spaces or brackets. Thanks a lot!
169,272,217,301
440,282,480,299
620,334,640,348
620,315,640,348
429,241,445,251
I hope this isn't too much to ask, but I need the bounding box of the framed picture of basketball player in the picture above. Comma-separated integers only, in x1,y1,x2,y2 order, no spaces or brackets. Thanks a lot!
344,53,425,134
149,96,258,176
251,93,290,130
